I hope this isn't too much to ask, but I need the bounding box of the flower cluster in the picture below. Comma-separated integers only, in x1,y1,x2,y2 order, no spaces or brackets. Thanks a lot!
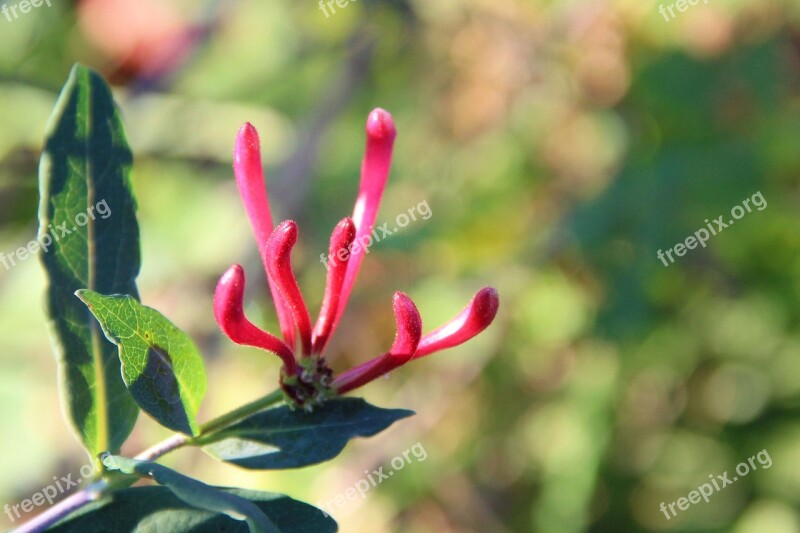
213,109,499,409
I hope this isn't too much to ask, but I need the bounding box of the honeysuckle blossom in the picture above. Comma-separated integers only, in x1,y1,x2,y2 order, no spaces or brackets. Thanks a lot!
214,109,499,408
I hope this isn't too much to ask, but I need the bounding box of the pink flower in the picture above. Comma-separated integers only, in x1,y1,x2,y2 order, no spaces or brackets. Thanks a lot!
214,109,499,408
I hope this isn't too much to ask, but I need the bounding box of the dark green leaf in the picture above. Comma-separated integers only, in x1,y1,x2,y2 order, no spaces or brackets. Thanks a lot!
100,454,276,532
199,398,414,469
49,486,337,533
38,63,141,458
76,291,207,435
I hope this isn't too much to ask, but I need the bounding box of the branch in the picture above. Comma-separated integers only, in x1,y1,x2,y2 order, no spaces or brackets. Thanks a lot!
12,389,285,532
12,481,106,533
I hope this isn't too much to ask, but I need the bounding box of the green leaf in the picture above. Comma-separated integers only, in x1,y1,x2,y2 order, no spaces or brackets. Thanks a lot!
100,454,277,532
76,290,207,435
49,486,337,533
38,63,141,459
199,398,414,469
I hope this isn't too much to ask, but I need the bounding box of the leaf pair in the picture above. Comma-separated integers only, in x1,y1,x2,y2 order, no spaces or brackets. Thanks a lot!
39,65,142,459
99,454,278,532
39,65,207,459
49,485,336,533
50,400,412,530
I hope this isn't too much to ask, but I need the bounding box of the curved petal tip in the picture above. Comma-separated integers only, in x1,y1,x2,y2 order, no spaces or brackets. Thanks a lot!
474,287,500,325
413,286,500,359
391,291,423,355
234,122,260,162
366,108,397,141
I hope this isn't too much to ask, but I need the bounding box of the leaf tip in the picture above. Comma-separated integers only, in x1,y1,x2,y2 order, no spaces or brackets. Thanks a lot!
74,288,97,305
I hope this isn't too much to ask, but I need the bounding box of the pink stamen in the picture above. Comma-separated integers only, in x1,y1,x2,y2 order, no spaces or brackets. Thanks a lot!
312,218,356,354
333,292,422,393
234,123,296,348
413,287,499,359
213,264,297,374
266,221,314,355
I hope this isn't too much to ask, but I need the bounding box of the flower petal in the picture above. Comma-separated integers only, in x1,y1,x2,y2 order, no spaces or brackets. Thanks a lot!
312,218,356,354
266,221,314,355
214,264,297,374
333,292,422,394
332,109,397,332
413,287,499,359
234,123,296,348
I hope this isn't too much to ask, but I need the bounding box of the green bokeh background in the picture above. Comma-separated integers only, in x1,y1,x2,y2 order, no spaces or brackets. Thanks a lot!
2,0,800,531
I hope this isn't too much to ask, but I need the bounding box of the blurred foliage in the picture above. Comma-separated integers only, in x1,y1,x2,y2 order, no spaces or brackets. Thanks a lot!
2,0,800,531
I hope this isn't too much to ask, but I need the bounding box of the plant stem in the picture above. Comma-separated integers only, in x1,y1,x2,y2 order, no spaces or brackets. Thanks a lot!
197,388,284,437
13,389,284,532
133,389,284,461
12,481,106,533
133,433,189,461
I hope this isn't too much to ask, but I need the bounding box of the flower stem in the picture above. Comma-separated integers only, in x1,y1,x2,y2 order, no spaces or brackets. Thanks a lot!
13,389,284,532
197,388,284,437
